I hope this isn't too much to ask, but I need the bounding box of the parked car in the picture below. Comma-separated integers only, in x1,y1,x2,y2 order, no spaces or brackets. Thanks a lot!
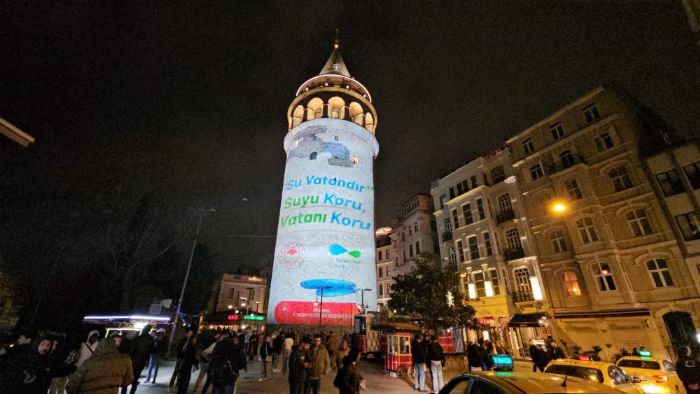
439,371,625,393
616,355,686,394
545,359,644,394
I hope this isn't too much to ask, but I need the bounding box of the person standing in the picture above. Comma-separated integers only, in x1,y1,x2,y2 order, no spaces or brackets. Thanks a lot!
121,325,154,394
0,335,76,394
545,340,565,362
333,349,363,394
176,336,199,394
169,327,194,389
528,340,546,372
65,336,133,394
208,335,246,394
305,334,331,394
466,342,481,371
676,346,700,394
427,336,445,393
333,340,350,371
272,330,284,373
326,331,339,362
75,331,100,367
145,328,166,384
283,331,295,375
195,330,222,394
288,338,311,394
412,334,428,392
259,335,274,381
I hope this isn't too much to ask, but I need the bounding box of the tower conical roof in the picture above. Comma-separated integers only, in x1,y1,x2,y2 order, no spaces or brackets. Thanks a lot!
319,40,351,77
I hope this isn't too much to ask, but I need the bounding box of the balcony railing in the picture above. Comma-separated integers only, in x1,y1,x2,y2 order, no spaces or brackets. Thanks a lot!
548,154,586,175
442,231,453,242
503,247,525,260
513,291,535,303
496,210,515,224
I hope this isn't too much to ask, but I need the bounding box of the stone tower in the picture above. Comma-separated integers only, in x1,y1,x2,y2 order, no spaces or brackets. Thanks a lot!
267,41,379,326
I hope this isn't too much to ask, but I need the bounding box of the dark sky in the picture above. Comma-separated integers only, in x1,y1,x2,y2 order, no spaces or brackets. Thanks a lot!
2,1,699,271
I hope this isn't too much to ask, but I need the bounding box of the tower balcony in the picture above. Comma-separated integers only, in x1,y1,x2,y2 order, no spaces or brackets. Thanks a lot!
289,97,376,134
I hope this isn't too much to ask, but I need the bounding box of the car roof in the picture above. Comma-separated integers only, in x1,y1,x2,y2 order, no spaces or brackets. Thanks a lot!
548,359,617,369
460,371,623,393
616,356,666,364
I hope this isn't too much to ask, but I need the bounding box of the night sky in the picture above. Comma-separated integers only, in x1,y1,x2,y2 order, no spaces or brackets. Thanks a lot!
2,1,699,272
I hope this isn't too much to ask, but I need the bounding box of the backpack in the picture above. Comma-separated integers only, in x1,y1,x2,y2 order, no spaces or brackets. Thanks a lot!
209,353,237,386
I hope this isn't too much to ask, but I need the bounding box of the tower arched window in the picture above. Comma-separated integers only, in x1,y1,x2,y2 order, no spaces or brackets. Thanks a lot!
292,105,304,128
307,98,324,120
349,102,364,124
328,96,346,119
365,113,375,133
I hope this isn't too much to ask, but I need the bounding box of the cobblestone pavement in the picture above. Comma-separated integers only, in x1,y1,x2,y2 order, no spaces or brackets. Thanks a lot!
126,357,533,393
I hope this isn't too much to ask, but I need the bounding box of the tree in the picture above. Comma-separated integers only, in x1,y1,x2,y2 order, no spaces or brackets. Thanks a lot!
388,254,476,333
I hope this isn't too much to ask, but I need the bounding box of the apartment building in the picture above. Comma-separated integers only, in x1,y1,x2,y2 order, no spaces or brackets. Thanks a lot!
375,227,394,307
215,273,268,314
507,86,698,360
431,147,548,356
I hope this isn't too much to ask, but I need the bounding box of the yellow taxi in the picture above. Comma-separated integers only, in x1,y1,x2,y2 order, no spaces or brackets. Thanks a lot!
439,371,626,393
544,359,644,394
616,354,685,394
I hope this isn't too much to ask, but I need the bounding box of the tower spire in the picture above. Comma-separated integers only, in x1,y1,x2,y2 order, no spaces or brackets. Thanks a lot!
319,30,350,77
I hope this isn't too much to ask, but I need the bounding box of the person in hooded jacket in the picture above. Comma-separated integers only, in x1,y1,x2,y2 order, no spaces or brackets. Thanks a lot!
76,330,100,367
333,349,363,394
208,335,246,394
0,335,76,394
65,336,133,394
120,325,154,394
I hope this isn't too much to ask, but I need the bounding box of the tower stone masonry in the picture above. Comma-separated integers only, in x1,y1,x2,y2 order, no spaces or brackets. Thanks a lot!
267,42,379,326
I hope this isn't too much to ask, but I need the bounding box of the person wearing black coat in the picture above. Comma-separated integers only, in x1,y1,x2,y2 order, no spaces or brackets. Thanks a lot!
333,349,363,394
528,341,546,372
466,342,481,371
412,335,428,392
208,335,247,394
427,336,446,392
176,336,199,394
545,340,566,362
288,338,312,394
121,325,155,394
676,346,700,394
0,336,76,394
169,327,194,389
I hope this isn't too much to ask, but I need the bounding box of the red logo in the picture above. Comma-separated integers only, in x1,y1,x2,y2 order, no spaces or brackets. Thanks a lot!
279,243,304,269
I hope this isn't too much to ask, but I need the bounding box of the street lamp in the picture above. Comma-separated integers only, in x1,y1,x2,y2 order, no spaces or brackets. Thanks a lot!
355,288,371,313
549,201,569,215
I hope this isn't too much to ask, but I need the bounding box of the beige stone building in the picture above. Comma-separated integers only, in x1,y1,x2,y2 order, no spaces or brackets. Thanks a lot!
507,86,699,361
431,147,549,356
374,194,437,309
215,273,268,314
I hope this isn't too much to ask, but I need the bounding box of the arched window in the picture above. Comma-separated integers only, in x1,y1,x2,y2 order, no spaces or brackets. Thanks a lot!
550,230,568,253
576,217,599,243
608,165,633,192
307,98,323,120
646,259,673,288
291,105,304,128
562,271,581,296
309,152,317,160
591,262,616,291
349,102,364,124
328,96,345,119
626,209,653,236
365,113,375,132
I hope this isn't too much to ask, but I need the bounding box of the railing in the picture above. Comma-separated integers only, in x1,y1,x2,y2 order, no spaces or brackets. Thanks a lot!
503,247,525,260
442,231,453,242
496,210,515,224
548,154,586,174
513,291,534,303
290,103,375,133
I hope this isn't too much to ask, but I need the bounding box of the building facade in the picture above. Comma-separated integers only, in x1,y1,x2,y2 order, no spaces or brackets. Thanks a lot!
507,86,699,361
215,273,268,314
375,227,393,307
267,41,380,326
431,147,548,356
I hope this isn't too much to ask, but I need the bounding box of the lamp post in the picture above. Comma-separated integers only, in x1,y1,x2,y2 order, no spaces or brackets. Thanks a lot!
356,288,371,313
168,208,214,355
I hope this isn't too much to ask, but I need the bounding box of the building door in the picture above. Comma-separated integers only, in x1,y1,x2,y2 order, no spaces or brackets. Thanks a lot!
663,312,697,352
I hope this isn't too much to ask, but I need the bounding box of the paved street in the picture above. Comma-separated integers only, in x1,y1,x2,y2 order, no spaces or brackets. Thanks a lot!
129,357,533,393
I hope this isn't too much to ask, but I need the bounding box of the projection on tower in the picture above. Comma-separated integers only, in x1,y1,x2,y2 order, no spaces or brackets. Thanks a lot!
267,42,379,326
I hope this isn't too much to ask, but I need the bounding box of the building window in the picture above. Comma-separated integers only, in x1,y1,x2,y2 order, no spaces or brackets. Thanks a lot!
506,228,522,250
228,288,235,299
550,122,565,139
514,267,532,298
523,138,534,155
550,230,568,253
564,179,583,200
646,259,674,288
468,236,480,260
386,249,390,259
402,232,405,241
439,195,447,209
448,248,457,268
483,232,493,256
592,262,616,291
498,194,512,214
462,203,473,225
683,162,700,189
452,208,460,229
559,150,576,168
414,222,418,233
456,240,465,263
470,175,478,189
488,268,500,295
576,217,599,243
594,131,614,152
608,166,633,192
476,198,485,220
408,226,413,236
530,164,544,180
474,271,486,298
675,212,700,241
415,241,420,254
378,267,383,277
626,209,653,236
583,104,601,123
491,166,506,183
656,170,684,196
449,187,456,199
378,283,384,296
409,244,414,258
562,271,581,296
378,251,382,260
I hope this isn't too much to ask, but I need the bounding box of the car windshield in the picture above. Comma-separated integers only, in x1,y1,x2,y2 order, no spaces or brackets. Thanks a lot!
545,364,604,383
618,359,661,370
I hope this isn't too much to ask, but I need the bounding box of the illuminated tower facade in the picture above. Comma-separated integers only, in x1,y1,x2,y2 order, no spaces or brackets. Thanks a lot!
267,42,379,326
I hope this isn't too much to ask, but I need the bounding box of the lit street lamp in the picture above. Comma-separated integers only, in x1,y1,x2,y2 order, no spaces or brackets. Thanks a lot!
549,201,569,215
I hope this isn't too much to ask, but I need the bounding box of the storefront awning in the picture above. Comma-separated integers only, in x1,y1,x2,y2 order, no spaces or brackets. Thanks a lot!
507,313,547,328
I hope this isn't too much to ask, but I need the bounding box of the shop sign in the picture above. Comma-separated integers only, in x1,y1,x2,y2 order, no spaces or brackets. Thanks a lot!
227,314,240,321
